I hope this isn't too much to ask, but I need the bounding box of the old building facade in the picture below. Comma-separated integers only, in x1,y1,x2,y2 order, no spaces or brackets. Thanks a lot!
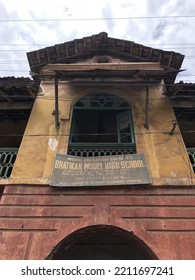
0,32,195,259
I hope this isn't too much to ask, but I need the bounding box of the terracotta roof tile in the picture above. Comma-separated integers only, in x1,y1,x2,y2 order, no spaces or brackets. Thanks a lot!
27,32,185,84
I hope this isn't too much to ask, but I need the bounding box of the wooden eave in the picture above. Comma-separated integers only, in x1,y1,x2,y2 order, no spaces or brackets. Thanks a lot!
0,77,39,121
27,32,184,85
40,62,180,83
42,62,164,72
167,82,195,120
167,82,195,98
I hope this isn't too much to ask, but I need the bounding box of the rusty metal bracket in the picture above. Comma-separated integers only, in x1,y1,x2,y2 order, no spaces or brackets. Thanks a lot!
144,80,149,129
54,74,59,127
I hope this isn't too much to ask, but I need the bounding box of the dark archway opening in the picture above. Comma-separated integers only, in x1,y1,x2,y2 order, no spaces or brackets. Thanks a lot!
47,225,158,260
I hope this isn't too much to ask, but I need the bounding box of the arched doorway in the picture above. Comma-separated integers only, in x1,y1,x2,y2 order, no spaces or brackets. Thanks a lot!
46,225,158,260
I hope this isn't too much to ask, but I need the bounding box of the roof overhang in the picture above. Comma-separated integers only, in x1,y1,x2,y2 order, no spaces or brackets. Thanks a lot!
40,62,181,84
167,82,195,120
0,77,39,121
27,32,185,85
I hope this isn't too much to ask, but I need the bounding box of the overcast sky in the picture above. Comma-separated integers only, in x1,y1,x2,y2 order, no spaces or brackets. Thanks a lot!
1,0,195,82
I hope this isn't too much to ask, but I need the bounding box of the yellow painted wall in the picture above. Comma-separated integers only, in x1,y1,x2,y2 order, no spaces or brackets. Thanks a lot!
9,79,194,186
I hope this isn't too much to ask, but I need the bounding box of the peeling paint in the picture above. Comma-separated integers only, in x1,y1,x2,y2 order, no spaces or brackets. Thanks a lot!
48,138,58,151
171,171,176,177
39,178,49,184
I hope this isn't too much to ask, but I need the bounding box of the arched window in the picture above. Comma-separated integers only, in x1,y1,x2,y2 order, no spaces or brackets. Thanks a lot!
68,93,136,157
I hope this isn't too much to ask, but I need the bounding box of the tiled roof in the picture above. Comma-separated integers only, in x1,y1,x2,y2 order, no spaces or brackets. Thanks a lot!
0,77,39,99
27,32,184,84
167,82,195,120
0,77,40,121
167,82,195,98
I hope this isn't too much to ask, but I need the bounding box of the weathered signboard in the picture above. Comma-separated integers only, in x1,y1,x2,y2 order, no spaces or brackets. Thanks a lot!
50,154,152,187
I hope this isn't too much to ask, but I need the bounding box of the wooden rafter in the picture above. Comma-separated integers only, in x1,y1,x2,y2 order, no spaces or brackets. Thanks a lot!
0,102,33,110
0,89,14,103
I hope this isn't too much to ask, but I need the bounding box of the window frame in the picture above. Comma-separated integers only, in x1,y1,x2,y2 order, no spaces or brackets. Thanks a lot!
68,94,136,153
